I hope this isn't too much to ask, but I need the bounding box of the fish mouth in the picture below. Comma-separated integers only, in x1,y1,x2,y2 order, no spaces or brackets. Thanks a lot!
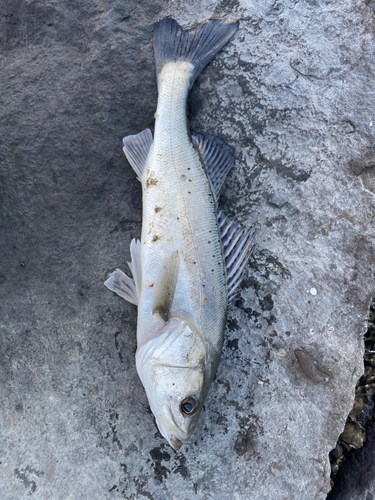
169,436,182,451
155,405,188,450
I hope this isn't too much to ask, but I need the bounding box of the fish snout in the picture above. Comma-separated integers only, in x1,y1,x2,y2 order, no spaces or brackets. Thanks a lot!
169,435,183,451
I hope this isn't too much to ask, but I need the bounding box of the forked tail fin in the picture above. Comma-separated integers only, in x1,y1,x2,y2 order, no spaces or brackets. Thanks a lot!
153,17,239,89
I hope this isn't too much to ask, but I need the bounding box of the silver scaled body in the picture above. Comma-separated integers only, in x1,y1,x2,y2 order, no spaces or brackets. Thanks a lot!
138,62,227,357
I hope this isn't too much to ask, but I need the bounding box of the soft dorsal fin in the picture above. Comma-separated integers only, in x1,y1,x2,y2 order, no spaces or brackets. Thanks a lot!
123,129,153,181
191,132,235,202
217,211,256,302
104,239,142,305
152,250,180,322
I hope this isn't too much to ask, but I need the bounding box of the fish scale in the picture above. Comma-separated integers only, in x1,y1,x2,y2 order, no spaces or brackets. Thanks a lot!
140,62,227,352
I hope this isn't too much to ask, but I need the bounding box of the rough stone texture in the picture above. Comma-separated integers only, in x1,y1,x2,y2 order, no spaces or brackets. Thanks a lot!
1,1,375,499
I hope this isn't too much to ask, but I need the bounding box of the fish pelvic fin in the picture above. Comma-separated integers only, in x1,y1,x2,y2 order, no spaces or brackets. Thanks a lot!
217,211,256,302
191,132,235,202
123,129,153,181
104,238,142,305
152,250,180,322
153,18,239,89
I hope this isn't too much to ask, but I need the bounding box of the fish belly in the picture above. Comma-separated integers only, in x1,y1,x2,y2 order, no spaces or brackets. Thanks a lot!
137,62,227,354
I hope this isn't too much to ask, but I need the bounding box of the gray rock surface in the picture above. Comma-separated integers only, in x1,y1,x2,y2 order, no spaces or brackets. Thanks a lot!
1,0,375,499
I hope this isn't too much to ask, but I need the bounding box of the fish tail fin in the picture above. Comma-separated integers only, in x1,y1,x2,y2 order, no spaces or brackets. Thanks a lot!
153,17,239,88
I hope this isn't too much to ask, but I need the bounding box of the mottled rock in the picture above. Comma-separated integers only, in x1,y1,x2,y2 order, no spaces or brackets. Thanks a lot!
1,1,375,499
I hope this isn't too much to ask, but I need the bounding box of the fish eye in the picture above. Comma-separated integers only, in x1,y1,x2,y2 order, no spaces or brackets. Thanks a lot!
180,396,199,415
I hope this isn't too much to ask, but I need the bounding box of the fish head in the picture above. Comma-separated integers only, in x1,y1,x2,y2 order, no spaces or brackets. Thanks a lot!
136,317,212,450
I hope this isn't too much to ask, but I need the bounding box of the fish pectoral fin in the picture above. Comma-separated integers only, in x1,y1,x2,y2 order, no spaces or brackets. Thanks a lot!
152,250,179,321
218,211,256,302
191,132,235,202
104,238,142,305
123,129,153,181
104,268,138,305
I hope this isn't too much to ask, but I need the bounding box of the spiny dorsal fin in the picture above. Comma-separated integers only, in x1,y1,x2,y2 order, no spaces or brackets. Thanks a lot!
104,239,142,305
217,211,255,302
191,132,235,202
152,250,180,322
123,129,153,181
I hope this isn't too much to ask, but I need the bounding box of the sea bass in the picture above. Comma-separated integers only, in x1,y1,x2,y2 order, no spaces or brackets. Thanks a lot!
105,17,255,450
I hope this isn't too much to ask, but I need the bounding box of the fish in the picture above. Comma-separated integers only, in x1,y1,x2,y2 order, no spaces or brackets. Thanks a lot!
105,17,255,450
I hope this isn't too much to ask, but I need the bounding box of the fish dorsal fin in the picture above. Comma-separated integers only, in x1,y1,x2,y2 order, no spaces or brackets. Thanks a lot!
104,239,142,305
123,129,153,181
191,132,235,202
152,250,180,322
217,211,256,302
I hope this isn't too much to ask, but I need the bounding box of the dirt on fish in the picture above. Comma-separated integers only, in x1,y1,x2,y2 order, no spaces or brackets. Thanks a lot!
147,177,158,188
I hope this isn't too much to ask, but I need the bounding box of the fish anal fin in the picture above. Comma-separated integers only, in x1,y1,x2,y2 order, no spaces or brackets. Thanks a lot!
191,132,235,202
123,129,153,181
152,250,179,321
104,238,142,305
218,211,256,302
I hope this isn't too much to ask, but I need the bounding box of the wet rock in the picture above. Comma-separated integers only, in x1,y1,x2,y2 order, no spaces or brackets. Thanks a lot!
1,1,375,499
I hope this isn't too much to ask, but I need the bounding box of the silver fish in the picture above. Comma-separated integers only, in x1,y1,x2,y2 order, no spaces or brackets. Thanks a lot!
105,17,255,450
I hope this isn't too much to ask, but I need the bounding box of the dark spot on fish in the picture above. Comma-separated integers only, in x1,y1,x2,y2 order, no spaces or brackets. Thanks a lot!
189,179,192,182
208,241,211,243
187,167,191,170
147,177,158,188
188,191,191,194
152,235,160,242
155,206,162,213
